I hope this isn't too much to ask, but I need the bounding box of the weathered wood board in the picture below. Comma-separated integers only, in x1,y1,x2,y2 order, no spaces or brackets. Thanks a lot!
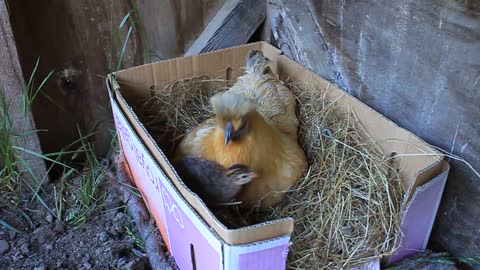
0,0,48,183
270,0,480,266
8,0,227,160
8,0,143,158
185,0,266,56
136,0,225,62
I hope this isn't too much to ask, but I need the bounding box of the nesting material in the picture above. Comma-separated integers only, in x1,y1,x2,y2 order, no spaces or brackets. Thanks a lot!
134,76,226,157
134,76,406,269
265,82,405,269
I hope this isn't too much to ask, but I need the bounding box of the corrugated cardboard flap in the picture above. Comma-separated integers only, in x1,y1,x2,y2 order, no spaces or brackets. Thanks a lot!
387,161,450,264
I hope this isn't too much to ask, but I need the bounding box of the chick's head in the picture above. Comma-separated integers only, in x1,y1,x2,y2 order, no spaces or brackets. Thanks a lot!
210,92,257,145
225,164,257,185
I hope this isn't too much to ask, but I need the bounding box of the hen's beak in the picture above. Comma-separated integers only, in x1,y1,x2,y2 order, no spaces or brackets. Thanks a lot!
224,121,234,145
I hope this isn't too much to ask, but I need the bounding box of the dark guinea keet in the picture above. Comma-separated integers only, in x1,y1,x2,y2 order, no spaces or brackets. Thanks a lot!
173,156,256,206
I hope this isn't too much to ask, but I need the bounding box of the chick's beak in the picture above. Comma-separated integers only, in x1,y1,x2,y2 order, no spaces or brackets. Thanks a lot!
224,121,234,145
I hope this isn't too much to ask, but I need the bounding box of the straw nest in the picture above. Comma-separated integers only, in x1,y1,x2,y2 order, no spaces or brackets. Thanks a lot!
134,76,406,269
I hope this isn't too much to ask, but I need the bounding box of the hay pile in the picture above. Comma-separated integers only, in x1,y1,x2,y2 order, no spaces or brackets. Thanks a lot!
134,76,226,157
264,82,405,269
134,76,406,269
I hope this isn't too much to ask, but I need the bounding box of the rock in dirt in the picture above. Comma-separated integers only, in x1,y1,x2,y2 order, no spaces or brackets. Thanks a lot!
117,257,128,268
45,244,53,251
122,258,146,270
54,221,65,233
8,231,15,240
99,232,108,242
45,214,53,223
0,239,9,255
20,243,29,254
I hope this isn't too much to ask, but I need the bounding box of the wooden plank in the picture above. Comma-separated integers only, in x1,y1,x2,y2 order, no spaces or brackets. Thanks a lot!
0,0,48,183
268,0,346,89
136,0,226,62
8,0,143,157
260,0,272,43
135,0,182,62
270,0,480,262
9,0,225,157
178,0,227,51
185,0,266,56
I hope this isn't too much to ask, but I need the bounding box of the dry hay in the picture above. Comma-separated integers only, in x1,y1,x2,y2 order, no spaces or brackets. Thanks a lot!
134,76,227,157
134,76,406,269
265,82,405,269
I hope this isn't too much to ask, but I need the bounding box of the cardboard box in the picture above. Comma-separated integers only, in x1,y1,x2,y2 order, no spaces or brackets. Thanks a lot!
106,42,450,270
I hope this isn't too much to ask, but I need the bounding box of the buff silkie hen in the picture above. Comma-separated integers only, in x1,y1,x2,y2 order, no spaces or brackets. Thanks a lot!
174,92,307,209
174,50,307,209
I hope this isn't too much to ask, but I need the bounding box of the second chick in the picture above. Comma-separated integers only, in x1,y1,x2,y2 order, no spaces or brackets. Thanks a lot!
173,156,256,206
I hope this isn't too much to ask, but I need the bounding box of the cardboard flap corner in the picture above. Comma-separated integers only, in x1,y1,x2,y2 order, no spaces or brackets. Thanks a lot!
388,160,450,264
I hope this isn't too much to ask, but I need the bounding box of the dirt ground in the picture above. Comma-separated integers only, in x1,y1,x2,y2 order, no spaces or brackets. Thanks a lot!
0,172,173,270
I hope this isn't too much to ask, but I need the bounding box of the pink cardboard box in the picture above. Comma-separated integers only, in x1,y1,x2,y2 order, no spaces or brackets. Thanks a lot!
106,42,449,269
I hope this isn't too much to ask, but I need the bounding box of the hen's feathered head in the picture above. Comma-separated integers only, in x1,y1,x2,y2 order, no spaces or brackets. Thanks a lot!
210,91,256,118
210,92,257,145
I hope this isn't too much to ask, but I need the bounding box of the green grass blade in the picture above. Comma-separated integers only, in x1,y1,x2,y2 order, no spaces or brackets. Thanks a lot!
116,25,135,71
12,146,74,169
26,57,41,91
119,10,134,30
29,69,55,107
0,219,25,234
19,209,34,230
14,129,48,137
22,178,58,219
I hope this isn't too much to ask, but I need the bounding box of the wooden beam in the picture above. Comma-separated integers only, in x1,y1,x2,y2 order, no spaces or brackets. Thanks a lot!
0,0,48,183
270,0,480,261
185,0,266,56
8,0,143,157
260,0,272,43
268,0,346,89
135,0,183,62
136,0,226,62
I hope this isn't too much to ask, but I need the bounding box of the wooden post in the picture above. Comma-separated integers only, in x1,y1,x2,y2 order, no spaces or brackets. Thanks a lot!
7,0,143,157
0,0,48,183
136,0,226,62
135,0,183,62
185,0,266,56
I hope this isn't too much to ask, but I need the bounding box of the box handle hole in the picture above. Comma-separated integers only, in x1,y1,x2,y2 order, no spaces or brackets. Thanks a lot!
226,67,232,83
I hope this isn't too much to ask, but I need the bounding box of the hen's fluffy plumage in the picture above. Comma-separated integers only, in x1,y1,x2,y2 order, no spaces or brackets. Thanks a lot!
174,51,307,209
227,50,300,140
